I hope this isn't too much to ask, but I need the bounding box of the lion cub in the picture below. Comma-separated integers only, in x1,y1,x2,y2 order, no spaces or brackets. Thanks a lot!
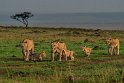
63,50,74,61
81,46,92,57
30,51,46,61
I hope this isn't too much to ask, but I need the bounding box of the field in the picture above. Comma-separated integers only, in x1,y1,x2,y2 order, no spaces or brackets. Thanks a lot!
1,26,124,83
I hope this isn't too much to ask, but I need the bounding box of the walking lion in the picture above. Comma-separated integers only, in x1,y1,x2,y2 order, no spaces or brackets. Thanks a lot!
105,38,120,56
21,39,34,61
51,41,67,61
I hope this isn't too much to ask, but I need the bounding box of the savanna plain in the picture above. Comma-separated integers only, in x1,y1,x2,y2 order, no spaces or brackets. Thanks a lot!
1,26,124,83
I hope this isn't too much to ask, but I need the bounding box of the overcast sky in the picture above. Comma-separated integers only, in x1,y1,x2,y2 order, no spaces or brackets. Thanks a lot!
0,0,124,14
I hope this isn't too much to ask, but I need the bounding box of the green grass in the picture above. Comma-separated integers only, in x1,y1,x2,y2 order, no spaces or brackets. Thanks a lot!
1,26,124,83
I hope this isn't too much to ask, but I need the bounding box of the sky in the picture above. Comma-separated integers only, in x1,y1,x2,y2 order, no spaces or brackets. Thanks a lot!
0,0,124,14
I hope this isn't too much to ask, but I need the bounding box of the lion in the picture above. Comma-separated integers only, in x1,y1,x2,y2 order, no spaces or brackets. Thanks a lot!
21,39,34,61
63,50,74,61
105,38,120,56
30,51,46,61
81,46,92,57
51,41,67,61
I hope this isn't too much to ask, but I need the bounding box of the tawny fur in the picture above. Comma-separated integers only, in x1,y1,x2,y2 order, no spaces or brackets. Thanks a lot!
51,41,67,61
105,38,120,56
63,50,74,61
81,46,92,57
21,39,34,61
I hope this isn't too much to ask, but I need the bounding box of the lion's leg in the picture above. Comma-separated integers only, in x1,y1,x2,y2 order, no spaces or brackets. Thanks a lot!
25,50,30,61
108,48,112,56
65,52,68,61
62,50,67,61
70,56,74,61
85,52,90,57
116,45,119,55
70,52,74,61
31,47,34,54
113,48,116,55
51,53,55,61
39,56,43,61
58,52,62,61
65,55,67,61
110,47,113,56
22,50,27,61
88,52,90,57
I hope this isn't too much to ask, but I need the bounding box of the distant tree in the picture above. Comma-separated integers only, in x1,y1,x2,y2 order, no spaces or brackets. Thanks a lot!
11,12,34,27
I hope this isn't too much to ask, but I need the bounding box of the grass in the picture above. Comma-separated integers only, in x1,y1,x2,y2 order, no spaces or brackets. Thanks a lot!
1,26,124,83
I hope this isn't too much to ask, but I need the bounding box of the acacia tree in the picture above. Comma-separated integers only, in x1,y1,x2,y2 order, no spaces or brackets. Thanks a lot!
11,12,34,27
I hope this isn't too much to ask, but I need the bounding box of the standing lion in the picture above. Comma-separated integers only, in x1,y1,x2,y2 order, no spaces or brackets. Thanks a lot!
21,39,34,61
105,38,120,56
51,41,67,61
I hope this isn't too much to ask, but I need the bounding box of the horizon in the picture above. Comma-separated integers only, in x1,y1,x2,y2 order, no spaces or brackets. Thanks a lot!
0,12,124,30
1,11,124,15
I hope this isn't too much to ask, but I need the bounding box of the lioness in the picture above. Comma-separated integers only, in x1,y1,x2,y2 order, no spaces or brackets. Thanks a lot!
81,46,92,57
51,41,67,61
63,50,74,61
21,39,34,61
30,51,46,61
105,38,120,56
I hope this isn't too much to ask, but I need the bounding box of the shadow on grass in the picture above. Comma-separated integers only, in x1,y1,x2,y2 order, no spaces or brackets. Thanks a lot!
31,60,52,63
0,56,52,63
0,56,23,62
